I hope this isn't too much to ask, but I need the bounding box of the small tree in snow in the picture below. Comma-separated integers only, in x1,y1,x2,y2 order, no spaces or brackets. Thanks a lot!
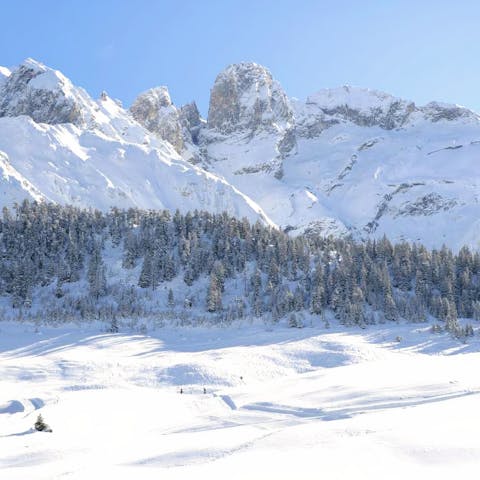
34,414,52,432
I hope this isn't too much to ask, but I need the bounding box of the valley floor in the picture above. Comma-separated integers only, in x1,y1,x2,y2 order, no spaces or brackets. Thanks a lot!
1,319,480,479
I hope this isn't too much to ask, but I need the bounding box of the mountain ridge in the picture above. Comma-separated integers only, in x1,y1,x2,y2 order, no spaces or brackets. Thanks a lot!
0,59,275,228
0,58,479,250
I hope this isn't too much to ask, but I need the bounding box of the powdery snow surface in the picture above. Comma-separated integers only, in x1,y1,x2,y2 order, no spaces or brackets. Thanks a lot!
0,66,11,86
1,320,480,479
306,85,407,113
0,114,273,226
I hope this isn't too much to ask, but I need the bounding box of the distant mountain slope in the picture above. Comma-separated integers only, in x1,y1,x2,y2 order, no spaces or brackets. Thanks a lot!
193,65,480,250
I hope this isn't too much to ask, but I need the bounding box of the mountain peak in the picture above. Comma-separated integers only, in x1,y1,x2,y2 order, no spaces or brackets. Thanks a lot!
0,58,89,125
207,62,293,134
304,86,416,130
420,101,479,123
133,86,173,109
21,57,47,72
130,86,184,152
218,62,273,80
307,85,408,109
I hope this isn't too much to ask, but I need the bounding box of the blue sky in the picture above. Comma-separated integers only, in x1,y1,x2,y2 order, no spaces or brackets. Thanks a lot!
1,0,479,115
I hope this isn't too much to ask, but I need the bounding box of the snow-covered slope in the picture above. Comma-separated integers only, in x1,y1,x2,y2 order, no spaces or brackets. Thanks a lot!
286,118,480,249
0,60,274,226
2,320,480,479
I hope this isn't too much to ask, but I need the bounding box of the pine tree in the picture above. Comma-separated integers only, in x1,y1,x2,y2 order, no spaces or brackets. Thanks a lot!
206,273,222,312
109,316,119,333
138,251,155,289
444,299,460,335
288,312,298,328
168,288,175,308
473,301,480,321
310,263,325,315
122,232,137,269
54,279,64,298
88,245,107,299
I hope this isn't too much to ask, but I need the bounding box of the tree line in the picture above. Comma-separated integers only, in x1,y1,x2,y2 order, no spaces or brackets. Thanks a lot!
1,200,479,335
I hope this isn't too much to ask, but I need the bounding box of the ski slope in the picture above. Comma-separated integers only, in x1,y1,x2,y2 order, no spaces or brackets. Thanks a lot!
1,319,480,479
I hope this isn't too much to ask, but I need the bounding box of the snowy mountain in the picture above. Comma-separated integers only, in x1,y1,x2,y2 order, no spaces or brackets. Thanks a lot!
189,65,480,251
1,58,479,250
0,59,274,226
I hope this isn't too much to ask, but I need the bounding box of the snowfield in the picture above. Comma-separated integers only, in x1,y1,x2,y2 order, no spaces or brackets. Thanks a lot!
1,319,480,479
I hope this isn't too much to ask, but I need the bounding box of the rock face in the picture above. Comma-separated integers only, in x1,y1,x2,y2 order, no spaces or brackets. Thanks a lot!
130,86,184,153
180,101,202,129
207,62,293,134
180,101,203,144
0,59,89,125
420,101,479,123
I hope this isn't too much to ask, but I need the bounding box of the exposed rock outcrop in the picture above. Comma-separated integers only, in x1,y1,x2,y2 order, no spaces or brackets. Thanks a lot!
130,86,184,153
0,59,88,125
180,101,204,145
420,101,479,123
207,62,293,134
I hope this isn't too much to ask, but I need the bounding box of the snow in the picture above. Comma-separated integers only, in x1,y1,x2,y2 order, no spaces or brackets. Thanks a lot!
0,65,11,80
0,115,275,225
0,150,46,203
307,85,406,113
1,319,480,479
21,57,47,73
28,68,70,93
0,66,11,90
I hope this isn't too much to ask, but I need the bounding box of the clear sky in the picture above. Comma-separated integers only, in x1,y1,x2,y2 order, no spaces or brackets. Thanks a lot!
1,0,480,115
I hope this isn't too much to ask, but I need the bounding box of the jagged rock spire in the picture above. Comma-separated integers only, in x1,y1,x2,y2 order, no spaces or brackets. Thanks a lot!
207,62,293,134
